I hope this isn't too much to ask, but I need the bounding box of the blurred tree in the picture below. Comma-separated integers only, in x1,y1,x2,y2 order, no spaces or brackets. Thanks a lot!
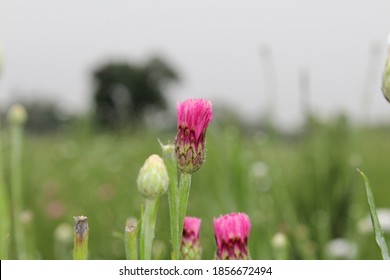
93,56,179,128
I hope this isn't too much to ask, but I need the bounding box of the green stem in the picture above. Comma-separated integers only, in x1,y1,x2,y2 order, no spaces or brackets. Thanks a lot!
178,172,192,254
160,142,180,260
0,57,11,260
10,124,26,259
73,216,89,260
124,218,138,260
140,198,159,260
0,124,10,260
0,180,10,260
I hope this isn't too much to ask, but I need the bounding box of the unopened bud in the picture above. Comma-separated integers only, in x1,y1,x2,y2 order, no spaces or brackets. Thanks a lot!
382,33,390,103
7,104,28,125
175,99,213,174
181,217,202,260
213,212,251,260
137,154,169,199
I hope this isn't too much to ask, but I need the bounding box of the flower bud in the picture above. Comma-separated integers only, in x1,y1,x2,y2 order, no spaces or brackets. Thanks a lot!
137,154,169,199
180,216,202,260
382,33,390,103
7,104,28,125
175,99,213,174
213,212,251,260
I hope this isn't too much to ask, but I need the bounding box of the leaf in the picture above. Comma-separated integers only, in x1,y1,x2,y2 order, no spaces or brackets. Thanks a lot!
357,169,390,260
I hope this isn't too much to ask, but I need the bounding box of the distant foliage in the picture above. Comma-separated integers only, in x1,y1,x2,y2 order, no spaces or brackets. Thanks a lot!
93,56,179,128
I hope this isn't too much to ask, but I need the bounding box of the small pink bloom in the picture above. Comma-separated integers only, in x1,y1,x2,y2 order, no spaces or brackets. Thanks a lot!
175,98,213,173
181,217,202,259
213,212,251,260
183,217,201,243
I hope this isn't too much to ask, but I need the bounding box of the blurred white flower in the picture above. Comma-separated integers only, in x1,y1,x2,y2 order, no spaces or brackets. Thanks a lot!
325,238,357,259
358,208,390,233
272,232,287,249
250,161,269,178
54,223,73,243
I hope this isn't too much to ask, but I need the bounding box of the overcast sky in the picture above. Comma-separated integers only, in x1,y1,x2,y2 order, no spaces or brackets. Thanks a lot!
1,0,390,128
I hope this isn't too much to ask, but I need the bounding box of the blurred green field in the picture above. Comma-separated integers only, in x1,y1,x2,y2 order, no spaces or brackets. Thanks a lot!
1,115,390,260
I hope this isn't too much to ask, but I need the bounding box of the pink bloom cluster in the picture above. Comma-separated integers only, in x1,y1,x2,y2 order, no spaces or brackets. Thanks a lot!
175,98,213,174
213,212,251,260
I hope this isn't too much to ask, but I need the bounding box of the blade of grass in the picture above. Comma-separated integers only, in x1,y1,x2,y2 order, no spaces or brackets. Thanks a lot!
357,169,389,260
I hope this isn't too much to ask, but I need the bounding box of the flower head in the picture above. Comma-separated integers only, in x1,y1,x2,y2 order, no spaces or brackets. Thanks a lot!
137,154,169,199
7,104,28,125
213,212,251,260
180,216,202,259
175,98,213,173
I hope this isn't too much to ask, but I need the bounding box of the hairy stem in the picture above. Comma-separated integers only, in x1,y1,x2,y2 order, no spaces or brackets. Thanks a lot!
178,172,192,256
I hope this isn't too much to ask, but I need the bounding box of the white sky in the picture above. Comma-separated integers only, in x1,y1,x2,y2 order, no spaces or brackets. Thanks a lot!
1,0,390,128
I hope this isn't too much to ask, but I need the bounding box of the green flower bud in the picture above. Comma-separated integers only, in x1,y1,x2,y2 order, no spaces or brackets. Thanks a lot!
137,154,169,199
382,33,390,103
7,104,28,125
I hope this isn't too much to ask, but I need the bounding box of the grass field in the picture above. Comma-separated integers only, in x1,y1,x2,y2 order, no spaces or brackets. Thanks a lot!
1,114,390,260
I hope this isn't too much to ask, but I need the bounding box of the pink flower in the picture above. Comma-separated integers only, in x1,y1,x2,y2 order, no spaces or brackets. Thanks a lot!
181,217,202,259
175,98,213,174
213,212,251,260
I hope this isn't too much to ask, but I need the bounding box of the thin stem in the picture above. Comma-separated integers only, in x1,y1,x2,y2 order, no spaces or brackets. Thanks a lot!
73,216,89,260
10,124,26,259
160,142,180,260
0,123,10,259
178,172,192,254
140,198,159,260
124,218,138,260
